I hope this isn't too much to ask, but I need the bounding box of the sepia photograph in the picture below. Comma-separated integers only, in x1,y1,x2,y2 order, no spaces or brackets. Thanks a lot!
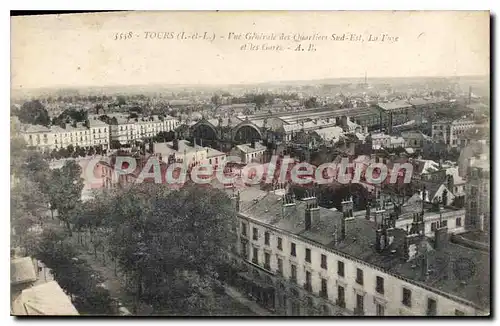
9,10,490,317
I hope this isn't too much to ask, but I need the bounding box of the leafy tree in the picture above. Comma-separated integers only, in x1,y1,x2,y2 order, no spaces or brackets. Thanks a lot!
16,100,51,126
304,97,318,109
110,140,122,150
75,183,237,315
46,161,84,236
116,96,127,106
11,176,48,247
33,229,115,315
211,94,220,106
87,147,96,156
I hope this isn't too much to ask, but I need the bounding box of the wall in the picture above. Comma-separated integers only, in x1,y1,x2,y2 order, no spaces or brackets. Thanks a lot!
237,213,484,316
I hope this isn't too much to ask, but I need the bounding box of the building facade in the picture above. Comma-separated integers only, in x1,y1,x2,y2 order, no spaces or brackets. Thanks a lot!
230,188,489,316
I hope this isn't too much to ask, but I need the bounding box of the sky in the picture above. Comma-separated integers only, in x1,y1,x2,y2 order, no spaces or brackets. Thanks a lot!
11,11,490,89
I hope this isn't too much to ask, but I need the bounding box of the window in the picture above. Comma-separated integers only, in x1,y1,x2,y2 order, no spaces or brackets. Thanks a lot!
290,264,297,283
376,276,384,294
427,298,437,316
431,222,438,231
253,227,258,241
291,242,296,257
305,271,312,291
337,261,345,277
455,309,465,316
241,222,247,236
356,294,364,314
277,237,283,250
376,303,385,316
337,286,345,307
277,258,283,275
321,254,327,269
305,248,311,263
264,252,271,269
456,217,462,227
356,268,364,285
320,278,328,298
402,288,412,307
252,247,258,264
264,232,270,246
240,239,248,259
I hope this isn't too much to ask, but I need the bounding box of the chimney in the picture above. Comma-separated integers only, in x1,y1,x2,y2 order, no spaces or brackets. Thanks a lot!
251,139,256,149
234,191,241,212
304,194,320,231
434,225,448,249
420,251,429,279
374,209,386,251
282,193,296,218
172,138,179,151
341,116,348,130
365,202,372,220
340,197,354,240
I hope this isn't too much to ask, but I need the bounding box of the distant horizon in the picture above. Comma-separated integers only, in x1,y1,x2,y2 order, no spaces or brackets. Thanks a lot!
11,73,490,93
12,12,489,91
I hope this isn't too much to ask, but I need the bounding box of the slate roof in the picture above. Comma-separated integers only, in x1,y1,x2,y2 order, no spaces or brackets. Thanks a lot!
377,101,413,111
235,143,267,154
235,187,490,310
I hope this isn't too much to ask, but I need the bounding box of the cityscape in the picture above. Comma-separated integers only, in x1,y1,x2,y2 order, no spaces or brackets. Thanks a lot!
10,11,490,317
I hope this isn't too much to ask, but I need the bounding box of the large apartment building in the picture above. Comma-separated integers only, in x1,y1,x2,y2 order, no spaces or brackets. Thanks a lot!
465,155,490,231
230,187,489,316
431,118,488,148
21,119,110,151
105,114,180,145
19,114,180,151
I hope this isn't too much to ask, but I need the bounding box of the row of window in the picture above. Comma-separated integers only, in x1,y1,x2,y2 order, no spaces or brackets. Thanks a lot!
242,222,467,316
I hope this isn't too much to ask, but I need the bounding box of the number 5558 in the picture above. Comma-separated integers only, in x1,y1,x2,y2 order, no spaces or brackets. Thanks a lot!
114,32,133,40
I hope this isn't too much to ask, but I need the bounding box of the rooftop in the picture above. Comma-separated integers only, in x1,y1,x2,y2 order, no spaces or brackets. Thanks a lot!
313,126,344,142
376,101,413,111
11,257,37,285
235,142,267,154
153,140,201,156
12,281,79,315
234,187,490,310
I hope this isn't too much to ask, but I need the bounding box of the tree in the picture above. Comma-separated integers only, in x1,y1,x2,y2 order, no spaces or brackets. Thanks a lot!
16,100,51,126
211,94,220,106
75,183,237,315
116,96,127,106
11,176,48,247
46,161,84,236
304,97,318,109
33,229,115,315
110,140,122,150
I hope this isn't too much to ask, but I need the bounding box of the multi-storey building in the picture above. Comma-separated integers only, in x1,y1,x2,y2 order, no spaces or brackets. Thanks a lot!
19,114,180,151
465,155,490,231
230,187,489,316
21,121,110,151
108,114,179,145
431,118,488,148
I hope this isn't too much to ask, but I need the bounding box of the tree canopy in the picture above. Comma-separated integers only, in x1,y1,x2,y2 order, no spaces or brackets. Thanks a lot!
69,183,237,314
15,100,51,126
